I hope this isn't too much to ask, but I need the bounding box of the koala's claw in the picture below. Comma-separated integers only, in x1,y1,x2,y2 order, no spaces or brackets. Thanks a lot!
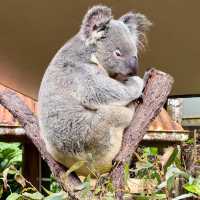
136,93,144,104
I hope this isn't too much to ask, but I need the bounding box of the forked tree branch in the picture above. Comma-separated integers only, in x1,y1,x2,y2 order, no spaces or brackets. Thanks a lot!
110,68,174,200
0,68,173,200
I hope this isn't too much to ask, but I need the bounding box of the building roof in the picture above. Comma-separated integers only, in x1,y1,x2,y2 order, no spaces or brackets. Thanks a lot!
149,108,184,132
0,84,37,126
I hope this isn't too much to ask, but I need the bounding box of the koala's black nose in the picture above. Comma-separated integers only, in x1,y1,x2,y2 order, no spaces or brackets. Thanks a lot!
127,56,139,75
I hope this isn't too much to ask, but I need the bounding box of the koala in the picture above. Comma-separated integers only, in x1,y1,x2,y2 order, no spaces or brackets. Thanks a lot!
38,5,151,176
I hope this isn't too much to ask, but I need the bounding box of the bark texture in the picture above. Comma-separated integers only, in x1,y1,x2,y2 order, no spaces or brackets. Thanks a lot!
110,68,174,199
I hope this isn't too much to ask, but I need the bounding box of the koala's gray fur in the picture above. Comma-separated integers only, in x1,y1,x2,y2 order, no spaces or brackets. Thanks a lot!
38,5,151,175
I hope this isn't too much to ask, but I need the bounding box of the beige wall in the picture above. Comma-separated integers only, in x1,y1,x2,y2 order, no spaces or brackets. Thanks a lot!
0,0,199,99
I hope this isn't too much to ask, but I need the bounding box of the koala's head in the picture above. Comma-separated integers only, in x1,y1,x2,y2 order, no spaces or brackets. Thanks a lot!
80,5,152,80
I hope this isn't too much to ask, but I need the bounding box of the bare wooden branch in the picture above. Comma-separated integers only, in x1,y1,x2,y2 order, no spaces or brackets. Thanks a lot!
0,90,82,200
110,68,174,200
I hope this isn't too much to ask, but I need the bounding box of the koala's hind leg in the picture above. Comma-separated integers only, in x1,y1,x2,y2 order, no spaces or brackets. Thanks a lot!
88,105,134,173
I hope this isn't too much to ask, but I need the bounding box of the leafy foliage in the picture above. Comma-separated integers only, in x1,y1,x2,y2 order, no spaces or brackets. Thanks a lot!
0,142,67,200
0,142,22,173
133,146,200,199
0,140,200,199
0,142,22,199
1,165,68,200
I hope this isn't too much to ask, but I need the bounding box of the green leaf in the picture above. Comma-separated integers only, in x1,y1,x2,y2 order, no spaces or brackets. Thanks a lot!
81,175,91,198
6,193,23,200
143,147,158,157
167,175,175,191
7,150,22,166
44,191,68,200
0,183,3,199
22,187,37,193
65,160,86,177
124,163,129,185
134,160,154,178
0,142,22,172
50,181,61,193
157,181,167,190
135,161,153,171
105,192,115,200
15,173,26,188
0,142,20,152
151,170,161,183
131,194,149,200
152,193,167,199
164,147,178,173
94,186,101,195
184,183,200,195
185,138,194,144
3,167,11,190
172,193,194,200
22,191,44,200
150,147,158,156
42,186,53,196
105,180,115,193
165,165,189,180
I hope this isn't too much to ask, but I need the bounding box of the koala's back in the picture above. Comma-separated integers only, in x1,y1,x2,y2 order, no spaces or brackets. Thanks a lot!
38,42,93,153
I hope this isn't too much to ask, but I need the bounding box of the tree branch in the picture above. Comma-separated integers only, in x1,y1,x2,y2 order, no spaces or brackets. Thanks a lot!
110,68,174,200
0,90,82,200
0,68,173,200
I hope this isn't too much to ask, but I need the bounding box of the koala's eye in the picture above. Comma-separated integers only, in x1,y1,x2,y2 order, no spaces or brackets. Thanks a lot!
114,49,122,57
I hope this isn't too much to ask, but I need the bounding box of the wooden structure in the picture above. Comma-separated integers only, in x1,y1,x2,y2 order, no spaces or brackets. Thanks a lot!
0,83,189,191
0,84,41,189
146,108,189,143
182,116,200,131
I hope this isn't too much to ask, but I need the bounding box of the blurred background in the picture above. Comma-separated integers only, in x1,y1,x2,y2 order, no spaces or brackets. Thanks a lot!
0,0,199,99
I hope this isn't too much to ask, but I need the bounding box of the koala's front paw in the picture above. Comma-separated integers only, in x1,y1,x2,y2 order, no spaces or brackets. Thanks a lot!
127,76,144,89
126,76,144,99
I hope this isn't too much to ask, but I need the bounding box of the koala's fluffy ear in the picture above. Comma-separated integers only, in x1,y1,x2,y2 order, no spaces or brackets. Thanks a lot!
119,12,152,33
81,5,112,41
120,12,152,50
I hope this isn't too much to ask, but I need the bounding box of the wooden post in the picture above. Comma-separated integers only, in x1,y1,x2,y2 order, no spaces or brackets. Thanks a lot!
23,139,42,190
